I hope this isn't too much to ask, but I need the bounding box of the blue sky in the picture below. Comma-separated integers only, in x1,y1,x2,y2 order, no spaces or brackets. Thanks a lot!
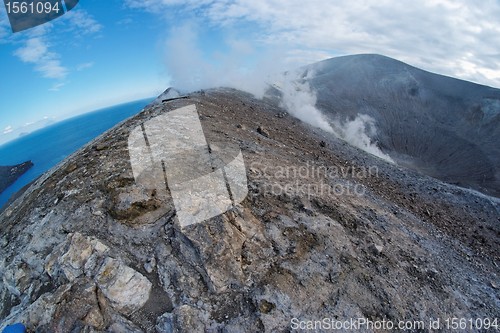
0,0,169,144
1,0,500,145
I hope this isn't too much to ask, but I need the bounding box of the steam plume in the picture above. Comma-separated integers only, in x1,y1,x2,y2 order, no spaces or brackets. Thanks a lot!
276,70,393,162
164,25,393,162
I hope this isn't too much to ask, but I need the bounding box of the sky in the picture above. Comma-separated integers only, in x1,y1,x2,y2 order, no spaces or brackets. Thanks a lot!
1,0,500,145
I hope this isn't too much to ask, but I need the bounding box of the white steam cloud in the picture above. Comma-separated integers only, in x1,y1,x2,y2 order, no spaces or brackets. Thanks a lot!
276,70,393,162
164,24,393,163
331,114,393,162
164,23,286,98
277,71,336,134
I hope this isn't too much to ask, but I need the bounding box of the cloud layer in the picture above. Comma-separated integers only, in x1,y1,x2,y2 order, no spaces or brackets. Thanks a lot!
14,35,67,79
8,9,101,83
164,23,287,97
127,0,500,88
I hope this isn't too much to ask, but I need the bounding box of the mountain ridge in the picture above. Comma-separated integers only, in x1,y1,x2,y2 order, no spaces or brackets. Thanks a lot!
312,53,500,89
300,54,500,197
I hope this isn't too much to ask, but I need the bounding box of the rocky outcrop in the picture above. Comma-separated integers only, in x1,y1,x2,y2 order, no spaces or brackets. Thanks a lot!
0,89,498,332
95,257,152,315
1,231,152,331
0,161,33,194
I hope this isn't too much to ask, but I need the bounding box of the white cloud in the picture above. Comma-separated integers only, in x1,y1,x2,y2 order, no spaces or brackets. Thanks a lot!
127,0,500,88
76,62,94,71
164,23,288,97
14,37,48,62
125,0,213,13
0,117,56,145
49,82,66,91
10,9,101,81
14,37,68,79
64,9,102,35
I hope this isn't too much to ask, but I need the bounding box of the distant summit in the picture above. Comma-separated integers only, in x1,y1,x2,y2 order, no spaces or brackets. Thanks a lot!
303,54,500,196
150,87,184,105
159,87,181,100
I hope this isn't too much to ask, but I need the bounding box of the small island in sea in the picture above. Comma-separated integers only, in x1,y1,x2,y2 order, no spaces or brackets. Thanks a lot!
0,161,34,194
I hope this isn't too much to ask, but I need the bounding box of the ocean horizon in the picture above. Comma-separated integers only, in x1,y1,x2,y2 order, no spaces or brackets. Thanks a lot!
0,97,153,209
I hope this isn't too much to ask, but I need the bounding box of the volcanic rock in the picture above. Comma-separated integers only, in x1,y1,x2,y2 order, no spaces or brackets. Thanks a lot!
0,88,498,332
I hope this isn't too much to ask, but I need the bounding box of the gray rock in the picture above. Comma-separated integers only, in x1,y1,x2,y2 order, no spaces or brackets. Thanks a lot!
156,313,174,333
257,126,269,137
45,232,109,281
144,257,156,274
368,244,384,256
95,257,152,316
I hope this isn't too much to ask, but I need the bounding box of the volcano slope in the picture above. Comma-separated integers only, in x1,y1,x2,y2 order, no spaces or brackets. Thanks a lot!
0,89,499,332
302,54,500,197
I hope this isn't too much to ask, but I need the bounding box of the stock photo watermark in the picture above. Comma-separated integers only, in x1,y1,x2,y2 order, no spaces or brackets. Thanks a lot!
3,0,79,32
249,161,378,199
127,104,378,228
128,104,248,229
290,317,499,331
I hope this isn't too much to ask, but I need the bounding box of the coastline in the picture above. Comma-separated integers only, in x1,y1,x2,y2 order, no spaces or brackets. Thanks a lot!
0,161,34,195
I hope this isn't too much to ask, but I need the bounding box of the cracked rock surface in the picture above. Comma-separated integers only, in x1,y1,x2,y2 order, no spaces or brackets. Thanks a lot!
0,88,499,332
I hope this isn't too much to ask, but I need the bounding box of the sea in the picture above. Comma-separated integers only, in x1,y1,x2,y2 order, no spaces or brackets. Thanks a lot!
0,98,153,209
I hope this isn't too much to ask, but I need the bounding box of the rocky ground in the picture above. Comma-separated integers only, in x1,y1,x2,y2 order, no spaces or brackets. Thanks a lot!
0,89,499,332
0,161,33,195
